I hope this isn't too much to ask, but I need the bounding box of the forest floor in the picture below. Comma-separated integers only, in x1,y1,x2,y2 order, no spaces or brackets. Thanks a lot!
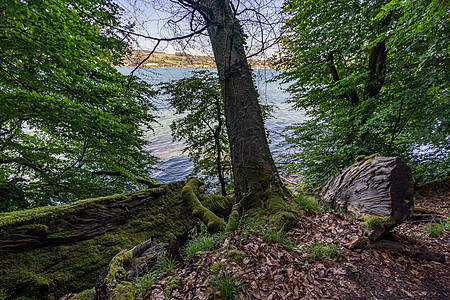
139,179,449,300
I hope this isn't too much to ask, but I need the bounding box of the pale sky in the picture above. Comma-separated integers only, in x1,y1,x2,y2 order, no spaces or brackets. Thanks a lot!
115,0,285,57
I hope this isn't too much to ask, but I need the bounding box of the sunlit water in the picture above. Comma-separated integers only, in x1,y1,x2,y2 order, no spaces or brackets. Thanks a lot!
117,67,305,183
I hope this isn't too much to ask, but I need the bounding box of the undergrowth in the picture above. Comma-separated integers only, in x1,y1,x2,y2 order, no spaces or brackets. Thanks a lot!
183,232,224,260
295,241,338,260
209,266,246,300
294,194,321,211
426,221,450,238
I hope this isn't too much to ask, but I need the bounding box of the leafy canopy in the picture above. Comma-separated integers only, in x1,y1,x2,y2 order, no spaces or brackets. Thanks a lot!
0,0,157,211
158,71,232,195
277,0,449,189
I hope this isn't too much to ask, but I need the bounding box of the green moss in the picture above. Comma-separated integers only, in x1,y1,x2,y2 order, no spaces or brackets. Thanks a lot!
105,250,132,283
225,210,240,233
355,153,379,164
0,181,198,299
112,282,134,300
0,193,131,228
199,194,234,216
361,216,395,230
210,261,225,273
164,276,185,300
413,206,433,214
71,288,94,300
225,250,245,266
272,211,296,230
182,178,226,233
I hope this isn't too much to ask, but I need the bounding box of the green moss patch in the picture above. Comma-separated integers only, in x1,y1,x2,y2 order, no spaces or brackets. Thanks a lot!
361,216,395,230
225,250,246,266
0,181,197,299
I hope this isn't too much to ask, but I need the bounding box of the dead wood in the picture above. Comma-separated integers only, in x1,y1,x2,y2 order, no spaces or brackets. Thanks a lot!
317,155,414,240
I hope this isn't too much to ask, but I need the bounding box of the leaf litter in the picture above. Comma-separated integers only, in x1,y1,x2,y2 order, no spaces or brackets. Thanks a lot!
141,182,449,300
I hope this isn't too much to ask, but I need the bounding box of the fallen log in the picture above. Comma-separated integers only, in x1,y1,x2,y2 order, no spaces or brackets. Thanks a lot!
317,155,414,240
0,181,197,299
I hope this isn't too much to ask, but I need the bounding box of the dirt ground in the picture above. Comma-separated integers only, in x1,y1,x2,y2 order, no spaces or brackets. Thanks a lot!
143,179,449,300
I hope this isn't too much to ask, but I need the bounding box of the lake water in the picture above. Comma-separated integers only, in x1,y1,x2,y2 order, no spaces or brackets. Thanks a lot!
118,67,305,183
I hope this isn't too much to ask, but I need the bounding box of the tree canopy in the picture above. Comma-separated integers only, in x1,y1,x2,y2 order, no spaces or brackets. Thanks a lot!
277,0,449,189
159,70,231,196
0,0,157,211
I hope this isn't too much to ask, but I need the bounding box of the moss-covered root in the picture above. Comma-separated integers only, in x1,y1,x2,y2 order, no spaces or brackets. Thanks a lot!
182,178,226,233
225,203,241,233
94,250,134,300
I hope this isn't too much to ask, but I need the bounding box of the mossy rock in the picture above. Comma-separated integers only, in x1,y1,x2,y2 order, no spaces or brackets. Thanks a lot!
0,181,197,299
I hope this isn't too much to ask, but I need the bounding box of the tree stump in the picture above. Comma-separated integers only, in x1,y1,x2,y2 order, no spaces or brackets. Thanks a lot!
317,155,414,240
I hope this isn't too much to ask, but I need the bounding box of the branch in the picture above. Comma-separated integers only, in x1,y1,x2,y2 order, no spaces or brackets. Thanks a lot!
91,171,159,188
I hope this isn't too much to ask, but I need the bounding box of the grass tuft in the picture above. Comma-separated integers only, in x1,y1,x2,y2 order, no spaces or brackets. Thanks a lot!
183,233,223,260
294,194,321,211
209,266,246,300
426,221,449,238
132,270,158,297
296,241,338,260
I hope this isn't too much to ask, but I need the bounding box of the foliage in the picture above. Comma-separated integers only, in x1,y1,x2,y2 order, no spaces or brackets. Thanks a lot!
296,241,338,260
277,0,449,189
294,194,321,211
183,232,224,260
209,266,246,300
155,252,179,273
0,0,157,210
426,221,449,238
262,225,296,251
133,270,158,297
158,70,232,195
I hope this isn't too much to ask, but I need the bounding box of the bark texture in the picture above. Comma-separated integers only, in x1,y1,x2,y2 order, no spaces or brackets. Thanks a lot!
317,155,414,226
0,181,197,299
196,0,284,204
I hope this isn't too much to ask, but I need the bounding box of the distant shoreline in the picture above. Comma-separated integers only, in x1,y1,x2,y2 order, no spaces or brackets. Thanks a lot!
122,51,274,70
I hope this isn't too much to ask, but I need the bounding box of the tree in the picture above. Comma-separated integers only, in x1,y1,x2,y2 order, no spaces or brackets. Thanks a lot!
277,0,449,189
0,0,157,210
169,0,288,211
159,70,232,196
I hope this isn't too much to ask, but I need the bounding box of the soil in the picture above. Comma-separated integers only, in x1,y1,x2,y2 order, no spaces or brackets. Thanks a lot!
141,179,449,300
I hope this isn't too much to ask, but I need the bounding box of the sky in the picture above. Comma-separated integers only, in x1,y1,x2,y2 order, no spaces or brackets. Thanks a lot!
115,0,285,57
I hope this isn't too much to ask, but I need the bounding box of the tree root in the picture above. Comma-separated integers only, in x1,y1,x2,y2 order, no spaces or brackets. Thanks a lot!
347,234,446,263
182,178,226,233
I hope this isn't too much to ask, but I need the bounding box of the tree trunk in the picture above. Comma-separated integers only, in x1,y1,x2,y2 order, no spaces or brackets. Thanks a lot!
198,0,285,208
317,155,414,239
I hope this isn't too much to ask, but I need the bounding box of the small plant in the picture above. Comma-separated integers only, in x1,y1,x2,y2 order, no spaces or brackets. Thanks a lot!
183,233,223,259
209,267,246,300
156,252,179,273
262,226,287,244
296,241,338,260
426,221,449,238
133,270,158,297
294,194,321,211
262,226,297,251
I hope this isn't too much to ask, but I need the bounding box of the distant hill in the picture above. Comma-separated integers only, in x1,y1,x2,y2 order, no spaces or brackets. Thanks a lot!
123,51,273,69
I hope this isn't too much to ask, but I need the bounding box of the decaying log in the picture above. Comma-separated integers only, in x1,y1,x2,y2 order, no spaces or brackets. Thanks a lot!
0,181,198,299
317,155,414,240
94,238,165,300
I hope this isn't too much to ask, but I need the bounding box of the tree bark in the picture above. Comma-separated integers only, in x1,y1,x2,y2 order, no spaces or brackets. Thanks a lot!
196,0,285,206
317,155,414,231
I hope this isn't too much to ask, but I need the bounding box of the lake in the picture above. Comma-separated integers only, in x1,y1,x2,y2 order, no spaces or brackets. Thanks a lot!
117,67,306,183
